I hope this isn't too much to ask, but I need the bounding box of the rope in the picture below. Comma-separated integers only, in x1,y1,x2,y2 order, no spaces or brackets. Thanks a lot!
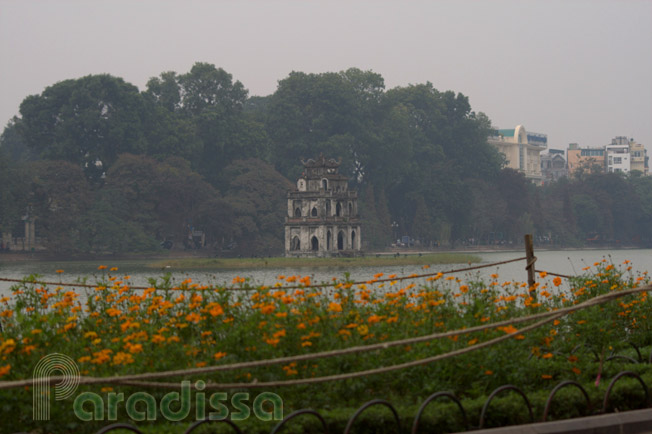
535,269,574,279
2,283,648,390
0,257,527,292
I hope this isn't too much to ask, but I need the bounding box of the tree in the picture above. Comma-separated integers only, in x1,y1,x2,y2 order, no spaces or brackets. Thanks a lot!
0,118,38,163
145,63,267,187
266,69,382,181
222,159,293,255
26,161,92,252
0,149,30,234
100,154,219,249
19,75,152,183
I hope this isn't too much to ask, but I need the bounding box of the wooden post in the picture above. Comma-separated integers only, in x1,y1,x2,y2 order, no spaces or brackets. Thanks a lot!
525,234,536,298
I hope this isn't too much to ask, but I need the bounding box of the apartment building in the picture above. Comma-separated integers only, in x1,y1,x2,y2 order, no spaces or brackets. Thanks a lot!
567,137,648,177
629,140,649,175
567,143,605,176
488,125,547,184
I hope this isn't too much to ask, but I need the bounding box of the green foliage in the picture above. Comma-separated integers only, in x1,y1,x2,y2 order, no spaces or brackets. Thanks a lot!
2,64,652,252
19,74,151,184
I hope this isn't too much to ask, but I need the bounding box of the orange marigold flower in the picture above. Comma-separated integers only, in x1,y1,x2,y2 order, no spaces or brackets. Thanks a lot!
213,352,227,360
208,303,224,317
572,367,581,374
367,314,382,324
185,313,201,323
0,364,11,377
498,325,518,334
98,265,107,270
485,370,493,375
541,374,553,379
539,271,548,278
266,337,280,346
328,302,342,313
112,352,134,365
542,353,554,359
553,277,562,287
260,304,275,314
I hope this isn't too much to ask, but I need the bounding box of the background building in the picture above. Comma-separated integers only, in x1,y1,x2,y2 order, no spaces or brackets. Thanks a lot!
626,139,649,176
540,149,567,183
567,143,605,176
285,155,361,257
488,125,547,184
605,142,630,174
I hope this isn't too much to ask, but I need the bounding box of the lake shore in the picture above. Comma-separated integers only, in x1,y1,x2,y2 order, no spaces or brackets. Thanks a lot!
0,243,647,266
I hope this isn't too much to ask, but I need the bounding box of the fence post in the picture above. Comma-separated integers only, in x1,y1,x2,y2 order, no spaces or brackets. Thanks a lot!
524,234,536,299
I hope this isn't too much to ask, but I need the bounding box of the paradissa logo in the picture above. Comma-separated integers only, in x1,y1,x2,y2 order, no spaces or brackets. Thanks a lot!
73,380,283,422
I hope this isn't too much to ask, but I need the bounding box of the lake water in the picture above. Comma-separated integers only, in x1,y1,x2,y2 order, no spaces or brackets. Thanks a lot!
1,249,650,298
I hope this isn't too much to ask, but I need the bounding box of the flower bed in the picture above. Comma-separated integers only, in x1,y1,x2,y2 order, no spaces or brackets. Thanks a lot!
0,260,650,433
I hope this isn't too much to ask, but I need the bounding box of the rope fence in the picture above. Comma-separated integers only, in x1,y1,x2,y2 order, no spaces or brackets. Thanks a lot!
0,256,526,292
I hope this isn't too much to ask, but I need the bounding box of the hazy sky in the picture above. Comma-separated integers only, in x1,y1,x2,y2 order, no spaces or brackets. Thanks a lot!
1,0,651,153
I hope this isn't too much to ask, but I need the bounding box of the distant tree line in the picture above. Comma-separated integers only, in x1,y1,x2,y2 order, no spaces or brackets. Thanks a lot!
1,63,651,255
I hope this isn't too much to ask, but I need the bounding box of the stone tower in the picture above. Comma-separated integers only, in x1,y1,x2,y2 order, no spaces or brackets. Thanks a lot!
285,155,362,257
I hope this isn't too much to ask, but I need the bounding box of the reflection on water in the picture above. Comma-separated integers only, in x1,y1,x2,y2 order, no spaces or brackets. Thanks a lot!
1,249,650,297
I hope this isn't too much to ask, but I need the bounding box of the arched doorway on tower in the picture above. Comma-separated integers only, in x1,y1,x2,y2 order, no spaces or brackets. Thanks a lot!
337,231,344,250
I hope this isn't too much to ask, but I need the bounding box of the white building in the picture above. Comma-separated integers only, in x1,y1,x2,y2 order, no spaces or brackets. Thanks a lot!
605,144,630,174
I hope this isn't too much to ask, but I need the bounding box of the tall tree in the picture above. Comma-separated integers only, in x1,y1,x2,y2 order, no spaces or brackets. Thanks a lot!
222,159,293,255
19,75,151,183
26,161,92,252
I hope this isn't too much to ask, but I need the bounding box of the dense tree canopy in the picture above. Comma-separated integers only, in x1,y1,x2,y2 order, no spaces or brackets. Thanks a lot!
1,63,650,255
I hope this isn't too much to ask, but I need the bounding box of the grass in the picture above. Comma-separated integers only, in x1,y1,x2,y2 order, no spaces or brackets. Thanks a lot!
148,252,482,269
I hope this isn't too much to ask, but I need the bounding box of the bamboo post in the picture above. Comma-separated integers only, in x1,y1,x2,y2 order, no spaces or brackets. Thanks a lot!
524,234,536,299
